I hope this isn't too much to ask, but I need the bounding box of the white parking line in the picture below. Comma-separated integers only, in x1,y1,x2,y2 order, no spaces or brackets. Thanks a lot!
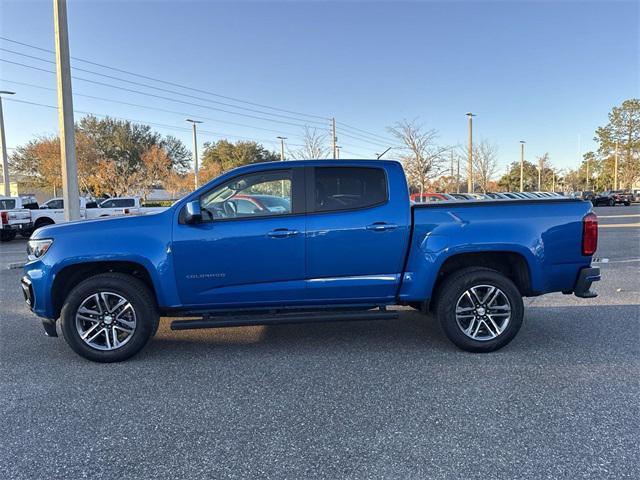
599,223,640,228
598,214,640,219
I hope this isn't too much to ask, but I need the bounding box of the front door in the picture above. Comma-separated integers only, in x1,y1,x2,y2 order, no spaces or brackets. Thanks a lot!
172,167,306,308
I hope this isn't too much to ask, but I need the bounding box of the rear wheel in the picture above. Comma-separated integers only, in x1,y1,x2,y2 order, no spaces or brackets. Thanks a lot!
435,268,524,352
609,199,615,206
60,273,158,362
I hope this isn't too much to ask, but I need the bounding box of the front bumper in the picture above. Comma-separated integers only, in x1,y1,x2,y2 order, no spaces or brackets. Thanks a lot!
573,267,600,298
22,274,58,337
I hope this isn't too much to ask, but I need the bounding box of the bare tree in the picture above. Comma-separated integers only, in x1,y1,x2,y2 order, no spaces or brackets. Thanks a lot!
472,140,499,193
536,152,550,190
387,119,447,194
289,126,330,159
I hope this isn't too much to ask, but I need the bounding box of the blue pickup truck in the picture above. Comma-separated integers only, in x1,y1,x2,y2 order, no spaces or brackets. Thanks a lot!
22,160,600,362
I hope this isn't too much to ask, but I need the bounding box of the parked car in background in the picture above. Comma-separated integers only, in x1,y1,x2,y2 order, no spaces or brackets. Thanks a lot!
592,190,632,207
449,193,475,200
98,196,168,216
572,190,595,202
0,195,39,241
410,193,455,203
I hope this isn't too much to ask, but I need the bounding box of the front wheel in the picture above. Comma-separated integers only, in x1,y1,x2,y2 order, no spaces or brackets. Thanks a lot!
435,268,524,353
60,273,159,362
609,199,615,206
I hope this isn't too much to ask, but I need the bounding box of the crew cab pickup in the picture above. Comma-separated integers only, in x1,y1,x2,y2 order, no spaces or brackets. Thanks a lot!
0,195,38,242
22,160,600,362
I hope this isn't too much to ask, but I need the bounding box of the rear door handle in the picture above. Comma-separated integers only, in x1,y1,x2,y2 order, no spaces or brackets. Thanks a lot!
267,228,300,238
366,222,398,232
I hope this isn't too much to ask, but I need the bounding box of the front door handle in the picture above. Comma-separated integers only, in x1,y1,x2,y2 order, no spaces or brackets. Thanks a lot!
267,228,300,238
366,222,398,232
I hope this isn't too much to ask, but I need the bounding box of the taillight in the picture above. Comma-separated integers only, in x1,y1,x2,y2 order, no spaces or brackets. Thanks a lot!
582,212,598,256
0,211,7,225
123,208,130,214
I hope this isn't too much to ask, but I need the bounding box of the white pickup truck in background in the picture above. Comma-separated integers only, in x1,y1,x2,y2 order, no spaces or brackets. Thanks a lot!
32,196,168,230
1,195,170,241
0,196,39,241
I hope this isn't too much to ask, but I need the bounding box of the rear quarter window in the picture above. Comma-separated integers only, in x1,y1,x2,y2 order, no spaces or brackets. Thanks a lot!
314,167,387,212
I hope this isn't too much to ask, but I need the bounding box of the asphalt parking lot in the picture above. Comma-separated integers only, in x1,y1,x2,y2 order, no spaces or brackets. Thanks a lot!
1,205,638,479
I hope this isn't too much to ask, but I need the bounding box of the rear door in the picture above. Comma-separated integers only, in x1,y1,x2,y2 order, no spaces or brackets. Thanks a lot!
305,165,411,303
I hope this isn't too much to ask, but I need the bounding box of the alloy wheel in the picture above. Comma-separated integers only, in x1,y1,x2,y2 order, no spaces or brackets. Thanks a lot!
455,284,511,341
75,292,137,351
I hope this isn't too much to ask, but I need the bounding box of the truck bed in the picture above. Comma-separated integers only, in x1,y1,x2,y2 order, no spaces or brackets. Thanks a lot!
400,197,593,302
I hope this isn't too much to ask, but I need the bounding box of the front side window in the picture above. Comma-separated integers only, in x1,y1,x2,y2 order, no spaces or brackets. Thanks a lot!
114,199,135,207
200,170,292,221
314,167,387,212
46,199,63,209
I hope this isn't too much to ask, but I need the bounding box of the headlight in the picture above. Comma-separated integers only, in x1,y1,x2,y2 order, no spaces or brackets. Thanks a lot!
27,239,53,260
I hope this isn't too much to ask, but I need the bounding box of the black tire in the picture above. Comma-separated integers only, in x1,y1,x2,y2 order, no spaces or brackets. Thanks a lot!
0,230,17,242
609,199,615,207
624,202,630,207
60,273,159,362
435,267,524,353
33,218,55,231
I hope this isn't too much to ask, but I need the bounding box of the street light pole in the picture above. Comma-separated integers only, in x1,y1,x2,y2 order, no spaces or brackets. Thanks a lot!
277,136,287,161
53,0,80,221
0,91,15,197
519,140,526,192
186,119,203,189
332,117,337,159
537,158,542,191
466,113,475,193
613,141,619,190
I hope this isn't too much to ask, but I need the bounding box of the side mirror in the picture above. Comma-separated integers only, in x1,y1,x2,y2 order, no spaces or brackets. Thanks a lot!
184,200,202,224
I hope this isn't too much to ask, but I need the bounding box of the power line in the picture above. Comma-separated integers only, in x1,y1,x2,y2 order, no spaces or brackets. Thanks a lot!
0,78,306,140
0,37,331,121
339,120,396,143
0,58,331,130
3,97,305,147
1,67,387,153
0,47,330,127
338,130,391,149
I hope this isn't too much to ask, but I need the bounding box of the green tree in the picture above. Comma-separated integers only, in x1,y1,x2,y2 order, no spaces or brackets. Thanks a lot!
200,139,279,175
497,160,538,191
593,99,640,189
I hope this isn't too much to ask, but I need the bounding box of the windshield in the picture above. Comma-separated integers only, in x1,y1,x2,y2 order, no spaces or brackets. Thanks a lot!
0,199,16,210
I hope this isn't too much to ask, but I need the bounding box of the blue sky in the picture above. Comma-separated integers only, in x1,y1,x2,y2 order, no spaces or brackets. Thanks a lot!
0,0,638,174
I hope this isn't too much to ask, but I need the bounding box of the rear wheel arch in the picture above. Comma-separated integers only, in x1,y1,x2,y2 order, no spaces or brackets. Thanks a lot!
431,251,533,306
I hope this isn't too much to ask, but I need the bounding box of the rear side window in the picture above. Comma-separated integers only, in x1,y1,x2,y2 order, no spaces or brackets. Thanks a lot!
314,167,387,212
0,199,16,209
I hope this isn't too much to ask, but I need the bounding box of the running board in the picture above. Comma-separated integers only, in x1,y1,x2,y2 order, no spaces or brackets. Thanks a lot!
170,310,399,331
